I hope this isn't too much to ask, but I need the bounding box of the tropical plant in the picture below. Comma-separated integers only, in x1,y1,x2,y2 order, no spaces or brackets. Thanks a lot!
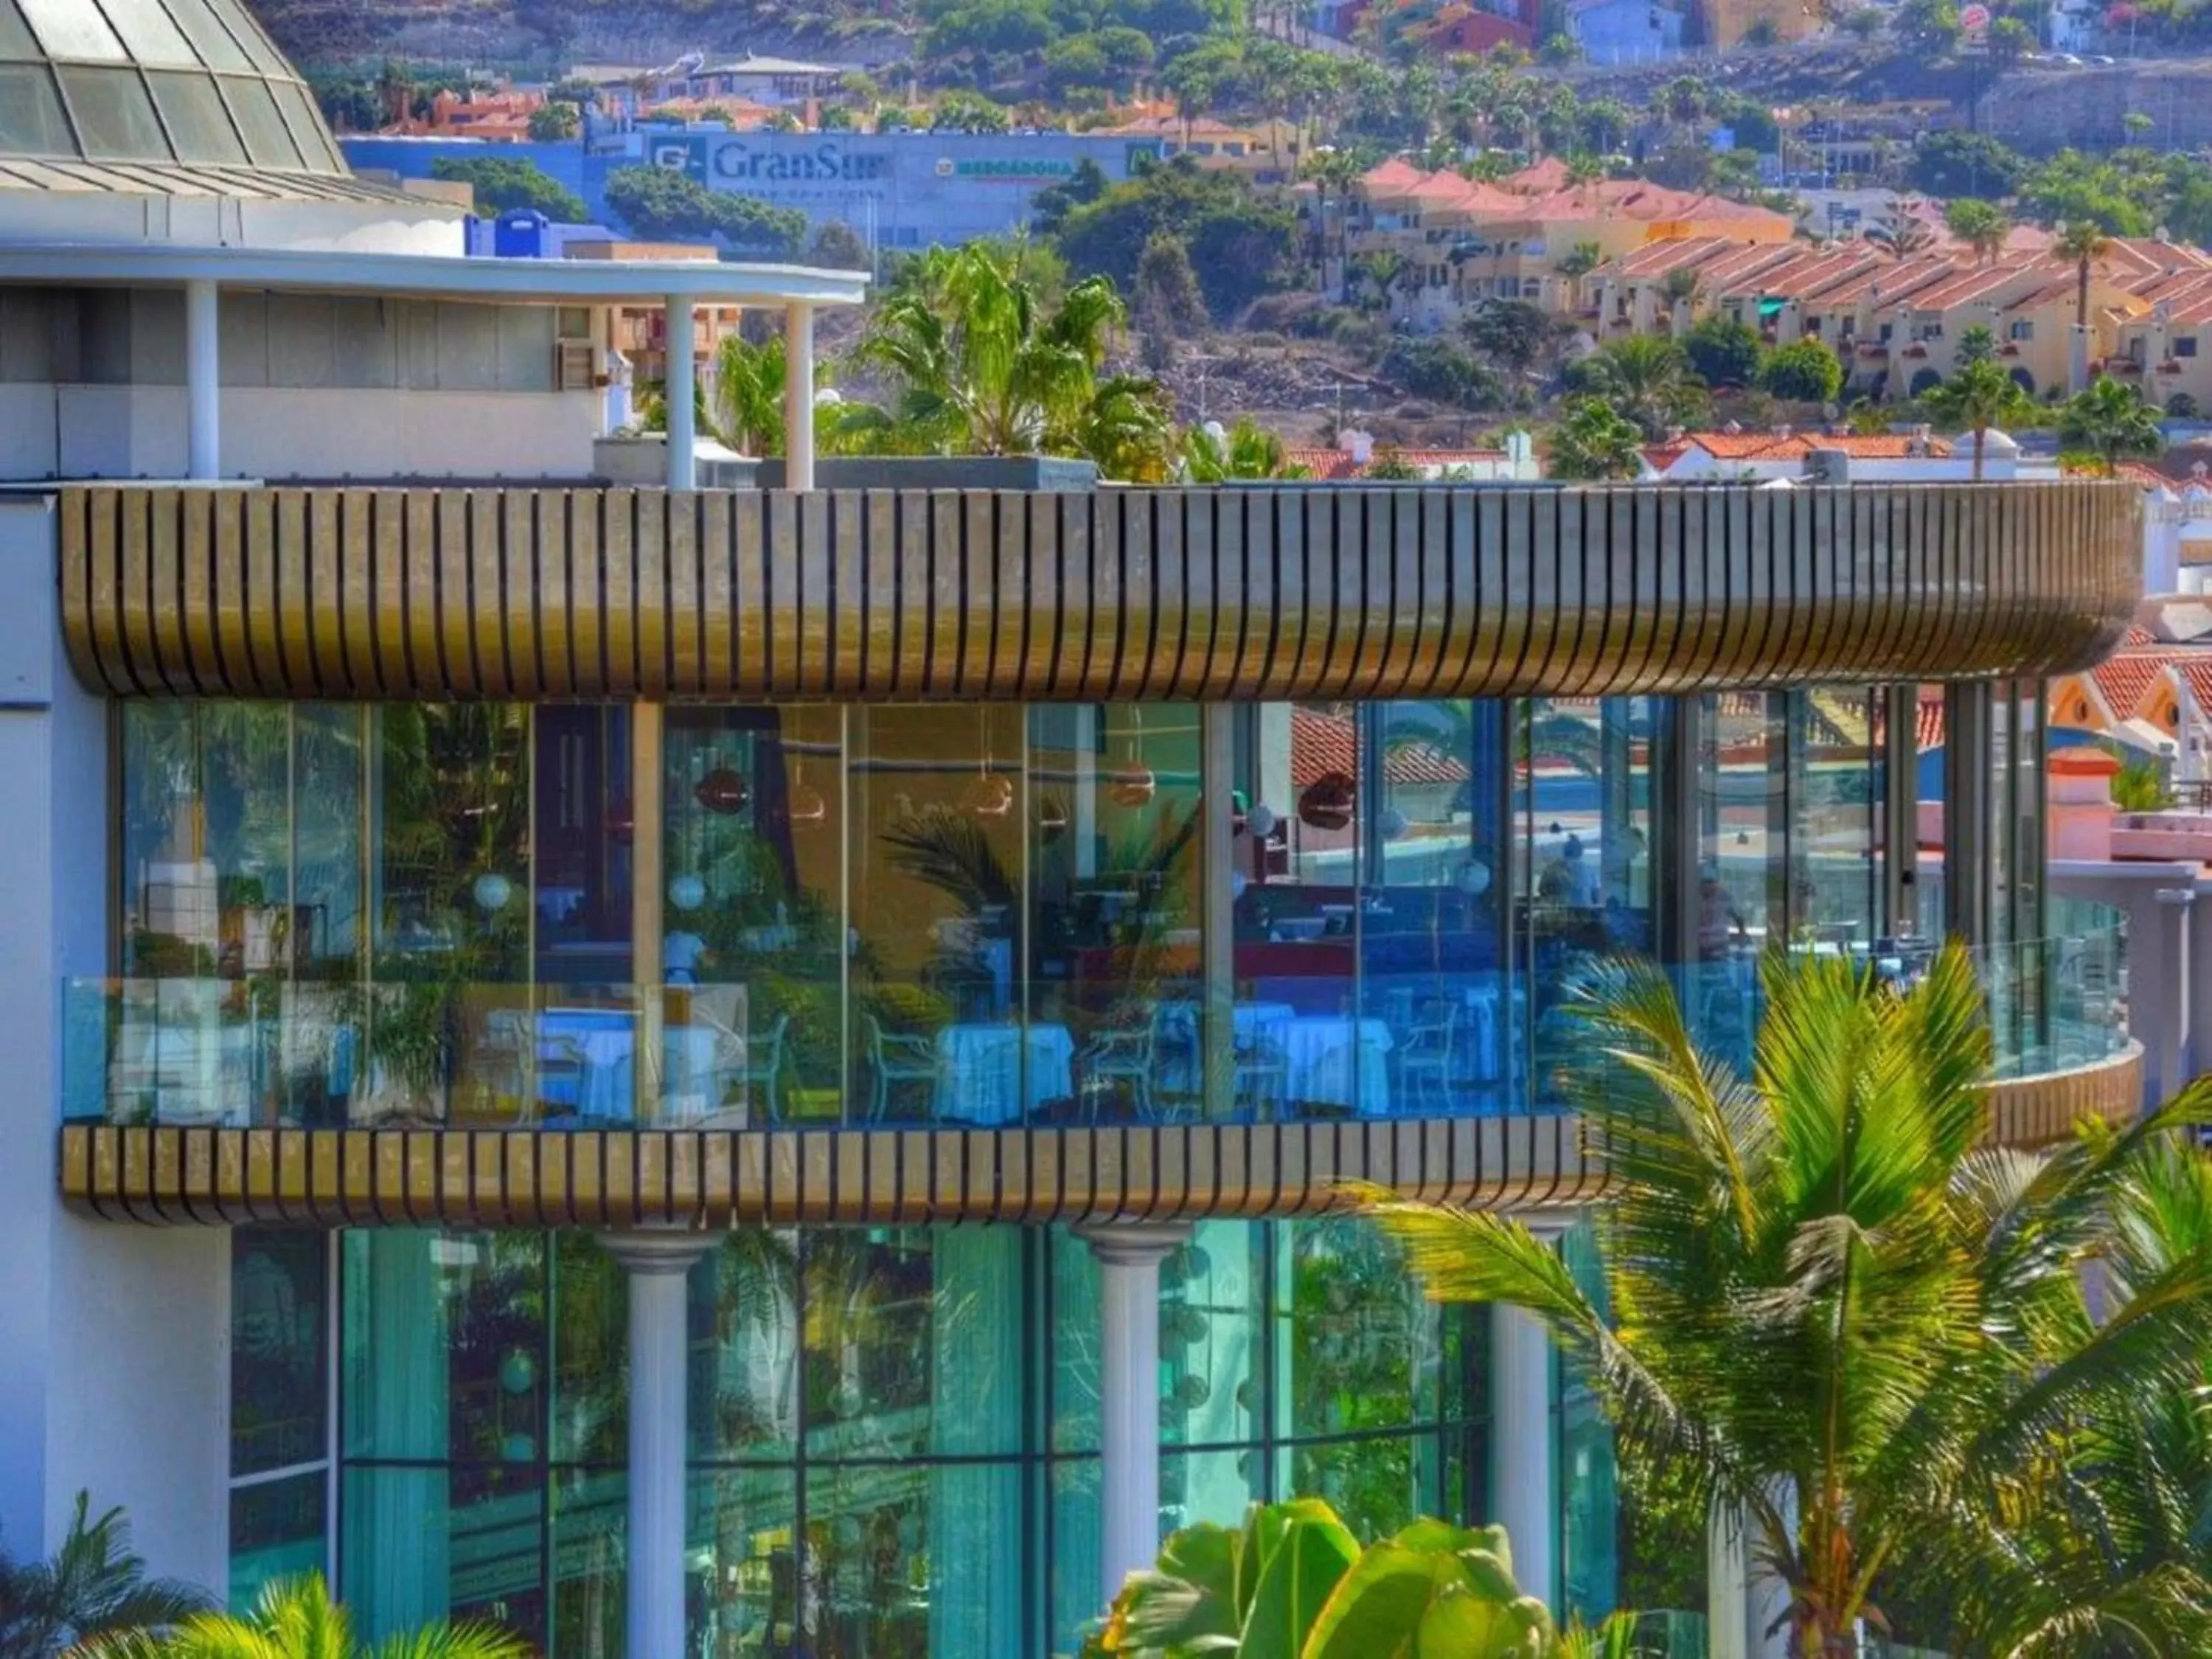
1758,338,1843,403
1943,196,2011,265
1360,947,2212,1659
83,1574,529,1659
1546,397,1647,481
1682,316,1764,391
2059,374,2164,476
2110,754,2175,812
1554,240,1604,310
709,333,787,457
1920,355,2033,478
1300,147,1365,300
1085,1500,1639,1659
846,240,1150,465
2056,220,2113,333
0,1496,209,1659
1181,418,1291,482
1568,336,1704,439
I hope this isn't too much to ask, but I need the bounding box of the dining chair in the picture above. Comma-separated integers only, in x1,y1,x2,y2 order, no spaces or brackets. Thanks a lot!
1233,1033,1288,1118
864,1013,940,1123
1394,1001,1456,1113
1077,1009,1158,1121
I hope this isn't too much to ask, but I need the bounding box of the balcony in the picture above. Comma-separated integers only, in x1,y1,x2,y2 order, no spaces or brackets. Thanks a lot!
58,925,2138,1226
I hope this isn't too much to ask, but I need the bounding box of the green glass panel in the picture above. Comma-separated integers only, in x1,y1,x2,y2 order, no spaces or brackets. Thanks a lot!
16,0,124,61
58,65,169,159
232,1230,327,1477
229,1472,326,1612
0,1,43,59
156,0,250,72
0,63,76,166
147,68,243,163
86,0,194,66
218,72,299,166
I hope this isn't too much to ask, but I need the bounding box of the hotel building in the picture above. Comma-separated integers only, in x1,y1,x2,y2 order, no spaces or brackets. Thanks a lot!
0,4,2153,1656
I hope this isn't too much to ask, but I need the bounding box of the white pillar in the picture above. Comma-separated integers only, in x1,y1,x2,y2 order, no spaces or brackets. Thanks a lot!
1077,1221,1189,1600
604,1230,713,1659
1707,1503,1750,1659
184,279,220,481
664,295,695,490
784,302,815,492
1488,1302,1557,1610
2068,322,2092,395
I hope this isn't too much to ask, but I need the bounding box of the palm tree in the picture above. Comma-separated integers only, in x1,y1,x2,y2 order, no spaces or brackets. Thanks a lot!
2059,373,2165,475
86,1575,529,1659
709,333,785,457
1300,147,1364,301
1576,335,1702,439
1943,197,2011,265
851,240,1128,459
1920,355,2033,479
0,1497,209,1658
1361,947,2212,1659
2057,220,2112,333
1546,397,1646,480
1181,417,1290,481
1555,240,1603,311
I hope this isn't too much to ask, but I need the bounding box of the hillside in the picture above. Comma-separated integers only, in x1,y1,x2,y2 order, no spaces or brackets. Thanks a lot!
257,0,914,74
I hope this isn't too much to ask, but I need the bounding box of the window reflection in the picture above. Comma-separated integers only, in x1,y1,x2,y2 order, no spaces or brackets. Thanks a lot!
1028,706,1203,1123
664,707,845,1125
851,707,1033,1125
337,1220,1486,1656
1521,698,1663,1108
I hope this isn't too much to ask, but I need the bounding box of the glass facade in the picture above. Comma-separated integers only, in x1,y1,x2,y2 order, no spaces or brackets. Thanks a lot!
80,688,2115,1133
324,1218,1491,1658
0,0,344,170
229,1229,330,1608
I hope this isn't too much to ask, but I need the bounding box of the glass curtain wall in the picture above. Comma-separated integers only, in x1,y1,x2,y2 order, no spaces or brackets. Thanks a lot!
229,1229,330,1609
335,1221,1489,1659
102,686,2069,1127
1517,698,1665,1110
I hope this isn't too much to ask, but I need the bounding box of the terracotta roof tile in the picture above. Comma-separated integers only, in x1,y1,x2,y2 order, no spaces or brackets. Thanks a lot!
2093,651,2174,720
1290,705,1468,786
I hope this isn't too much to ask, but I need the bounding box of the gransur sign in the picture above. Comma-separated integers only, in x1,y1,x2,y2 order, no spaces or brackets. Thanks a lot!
650,136,1091,188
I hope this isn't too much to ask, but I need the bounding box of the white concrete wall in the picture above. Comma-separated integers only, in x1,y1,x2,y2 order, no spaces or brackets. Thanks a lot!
0,191,463,256
23,385,600,481
0,495,230,1593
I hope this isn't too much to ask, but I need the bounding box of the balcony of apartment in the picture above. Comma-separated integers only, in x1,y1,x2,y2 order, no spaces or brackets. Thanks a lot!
49,476,2150,1228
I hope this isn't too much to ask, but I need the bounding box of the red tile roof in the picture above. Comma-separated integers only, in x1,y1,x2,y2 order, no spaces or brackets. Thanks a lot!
1291,706,1468,786
1646,431,1953,465
1283,448,1509,480
2093,652,2172,720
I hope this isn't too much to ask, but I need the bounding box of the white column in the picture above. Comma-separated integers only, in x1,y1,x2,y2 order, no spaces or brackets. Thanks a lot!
1706,1503,1750,1659
184,279,220,481
1488,1302,1557,1610
604,1230,713,1659
2068,322,2092,395
1077,1221,1189,1600
664,295,695,490
785,302,815,492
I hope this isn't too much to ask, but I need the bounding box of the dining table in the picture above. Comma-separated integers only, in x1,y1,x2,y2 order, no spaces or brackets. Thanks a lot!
538,1006,718,1123
933,1021,1076,1124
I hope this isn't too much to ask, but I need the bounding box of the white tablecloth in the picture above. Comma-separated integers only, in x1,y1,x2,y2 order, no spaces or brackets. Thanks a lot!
935,1023,1075,1124
543,1009,716,1122
1157,1000,1297,1095
1281,1016,1393,1114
